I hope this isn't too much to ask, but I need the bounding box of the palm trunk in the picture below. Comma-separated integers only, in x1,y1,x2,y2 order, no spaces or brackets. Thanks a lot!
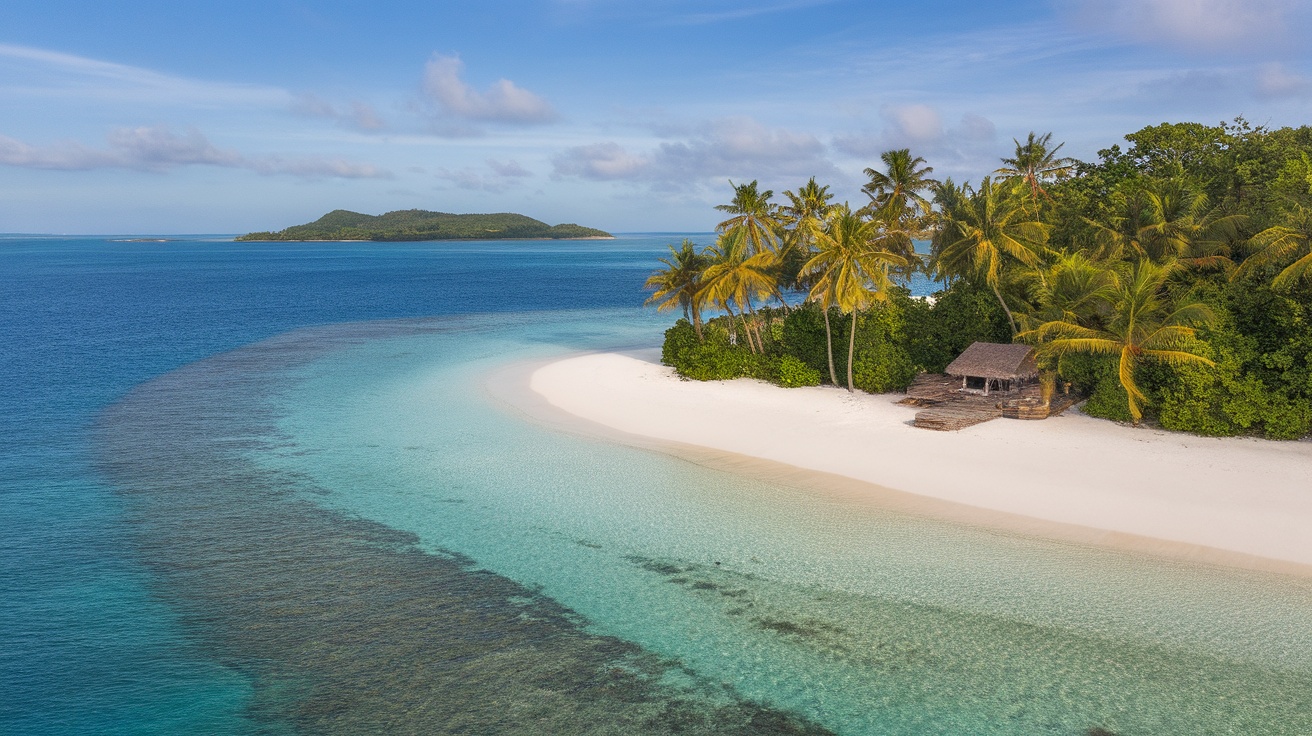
745,298,765,353
724,303,744,350
735,306,757,353
822,306,838,386
691,300,704,341
991,281,1018,336
846,310,858,393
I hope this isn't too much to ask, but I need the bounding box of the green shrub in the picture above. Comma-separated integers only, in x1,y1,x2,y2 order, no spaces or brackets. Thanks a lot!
1081,375,1135,423
904,281,1011,374
781,305,831,376
660,319,700,369
770,355,822,388
661,319,771,381
852,347,918,393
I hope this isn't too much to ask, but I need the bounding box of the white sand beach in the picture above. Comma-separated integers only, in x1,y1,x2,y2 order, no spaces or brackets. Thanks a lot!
518,351,1312,574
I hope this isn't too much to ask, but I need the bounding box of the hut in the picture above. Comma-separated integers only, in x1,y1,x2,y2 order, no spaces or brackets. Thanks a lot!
944,342,1038,396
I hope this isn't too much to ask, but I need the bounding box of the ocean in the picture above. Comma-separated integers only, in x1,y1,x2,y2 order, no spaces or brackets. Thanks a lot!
2,235,1309,735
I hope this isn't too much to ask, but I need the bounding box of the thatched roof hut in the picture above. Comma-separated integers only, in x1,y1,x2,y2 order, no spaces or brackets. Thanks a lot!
945,342,1038,395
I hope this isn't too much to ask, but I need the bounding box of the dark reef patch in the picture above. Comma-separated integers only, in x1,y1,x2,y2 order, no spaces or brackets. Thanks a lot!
95,320,833,735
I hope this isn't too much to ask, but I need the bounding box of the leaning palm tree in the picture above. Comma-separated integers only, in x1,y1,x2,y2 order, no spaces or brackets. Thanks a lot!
801,204,910,391
644,239,708,339
715,180,780,256
699,229,778,353
1019,259,1216,424
932,177,1050,335
862,148,939,225
996,131,1075,202
1235,199,1312,290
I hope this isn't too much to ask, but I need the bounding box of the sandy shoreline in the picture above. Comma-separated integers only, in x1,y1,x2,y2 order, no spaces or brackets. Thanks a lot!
492,350,1312,577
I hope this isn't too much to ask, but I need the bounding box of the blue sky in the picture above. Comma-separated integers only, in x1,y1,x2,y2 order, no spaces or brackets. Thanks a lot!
2,0,1310,233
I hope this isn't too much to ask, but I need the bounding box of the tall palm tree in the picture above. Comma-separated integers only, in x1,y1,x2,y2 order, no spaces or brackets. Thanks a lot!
1019,259,1216,424
644,239,708,339
932,177,1050,335
779,177,834,290
699,229,777,353
996,131,1075,202
715,180,780,256
862,148,939,225
801,204,910,391
1235,199,1312,290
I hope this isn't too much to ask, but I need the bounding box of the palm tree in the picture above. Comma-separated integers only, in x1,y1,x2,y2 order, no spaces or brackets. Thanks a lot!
1019,259,1216,424
1235,199,1312,290
996,131,1075,202
699,229,777,353
801,204,910,391
644,239,708,339
1017,253,1118,404
778,177,834,290
1090,178,1243,267
932,177,1050,335
715,180,780,256
862,148,939,225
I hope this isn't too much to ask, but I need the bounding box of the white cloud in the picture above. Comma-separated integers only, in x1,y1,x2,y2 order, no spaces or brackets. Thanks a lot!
0,43,288,107
292,94,386,131
553,142,650,180
436,159,537,192
0,125,391,179
250,156,391,179
486,159,533,177
552,117,837,190
882,104,944,144
550,0,841,25
422,54,557,124
832,106,994,157
1068,0,1300,45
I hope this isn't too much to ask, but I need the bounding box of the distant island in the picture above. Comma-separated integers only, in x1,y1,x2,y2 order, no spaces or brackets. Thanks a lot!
236,209,612,242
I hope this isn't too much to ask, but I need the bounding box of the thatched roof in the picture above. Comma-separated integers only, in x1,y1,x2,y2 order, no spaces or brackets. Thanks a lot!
945,342,1038,380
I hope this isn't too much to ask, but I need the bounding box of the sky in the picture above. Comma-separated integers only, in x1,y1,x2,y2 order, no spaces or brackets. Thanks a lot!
1,0,1310,234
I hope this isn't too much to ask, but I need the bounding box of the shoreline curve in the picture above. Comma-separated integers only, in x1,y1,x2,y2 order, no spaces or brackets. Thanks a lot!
488,350,1312,578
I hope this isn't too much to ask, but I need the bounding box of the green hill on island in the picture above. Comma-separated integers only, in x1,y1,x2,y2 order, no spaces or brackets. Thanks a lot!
236,209,612,241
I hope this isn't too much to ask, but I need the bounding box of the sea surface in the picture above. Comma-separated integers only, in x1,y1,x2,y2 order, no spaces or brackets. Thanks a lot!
2,235,1310,735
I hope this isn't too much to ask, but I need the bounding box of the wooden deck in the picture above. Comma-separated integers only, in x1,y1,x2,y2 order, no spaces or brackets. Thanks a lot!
900,373,1081,431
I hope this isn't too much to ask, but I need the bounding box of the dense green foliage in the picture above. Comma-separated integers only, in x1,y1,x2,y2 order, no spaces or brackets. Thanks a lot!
648,121,1312,439
238,209,611,241
662,289,1009,393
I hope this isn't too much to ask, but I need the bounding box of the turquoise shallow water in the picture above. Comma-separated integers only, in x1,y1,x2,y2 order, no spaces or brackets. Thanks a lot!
7,235,1312,734
250,314,1312,735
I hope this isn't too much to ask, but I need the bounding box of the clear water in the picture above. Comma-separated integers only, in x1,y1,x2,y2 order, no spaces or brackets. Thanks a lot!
4,236,1310,735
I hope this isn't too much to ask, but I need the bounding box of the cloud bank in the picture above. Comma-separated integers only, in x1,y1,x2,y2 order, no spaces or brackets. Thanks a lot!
552,117,836,189
0,125,391,179
1070,0,1301,45
436,159,535,192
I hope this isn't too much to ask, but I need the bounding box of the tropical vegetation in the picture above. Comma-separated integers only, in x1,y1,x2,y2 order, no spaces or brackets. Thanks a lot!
646,122,1312,439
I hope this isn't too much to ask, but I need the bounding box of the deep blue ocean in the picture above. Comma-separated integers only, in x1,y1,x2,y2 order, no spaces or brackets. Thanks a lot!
3,236,1310,736
0,236,695,734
